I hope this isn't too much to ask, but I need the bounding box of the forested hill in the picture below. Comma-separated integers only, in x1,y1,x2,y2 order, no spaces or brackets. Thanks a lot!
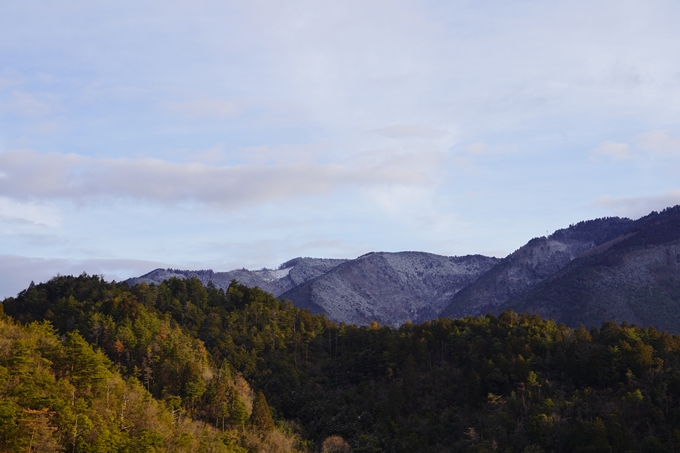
501,205,680,332
441,216,637,320
4,275,680,452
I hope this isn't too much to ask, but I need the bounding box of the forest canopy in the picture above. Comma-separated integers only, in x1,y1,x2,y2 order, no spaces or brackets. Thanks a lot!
2,273,680,452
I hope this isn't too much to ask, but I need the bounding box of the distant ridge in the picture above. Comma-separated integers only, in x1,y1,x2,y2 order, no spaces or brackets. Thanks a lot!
281,252,499,325
126,257,347,297
440,216,636,319
500,205,680,331
126,205,680,331
127,252,500,326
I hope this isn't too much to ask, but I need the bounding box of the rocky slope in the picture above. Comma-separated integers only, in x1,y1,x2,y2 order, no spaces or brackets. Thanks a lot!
440,216,636,319
280,252,500,325
501,206,680,332
126,257,347,297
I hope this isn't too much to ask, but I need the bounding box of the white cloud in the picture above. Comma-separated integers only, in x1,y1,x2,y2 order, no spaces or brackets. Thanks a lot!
592,190,680,218
592,141,631,160
591,131,680,163
0,148,439,209
193,145,226,163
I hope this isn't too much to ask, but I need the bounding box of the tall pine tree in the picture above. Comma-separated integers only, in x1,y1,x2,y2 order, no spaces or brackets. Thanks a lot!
249,391,275,435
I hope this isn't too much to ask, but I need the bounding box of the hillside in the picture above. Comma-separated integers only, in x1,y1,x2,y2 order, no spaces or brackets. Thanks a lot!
281,252,500,325
503,206,680,332
0,309,260,452
441,216,636,319
5,275,680,452
0,276,308,453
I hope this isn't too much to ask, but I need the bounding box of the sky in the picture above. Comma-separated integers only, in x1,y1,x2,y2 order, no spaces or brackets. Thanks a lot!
1,0,680,298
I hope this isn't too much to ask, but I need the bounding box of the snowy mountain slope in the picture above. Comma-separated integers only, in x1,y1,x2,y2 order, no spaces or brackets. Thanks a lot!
501,206,680,332
280,252,500,325
126,206,680,330
440,217,636,319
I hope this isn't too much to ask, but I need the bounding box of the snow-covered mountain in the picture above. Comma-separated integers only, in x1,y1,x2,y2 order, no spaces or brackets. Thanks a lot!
126,252,499,325
441,217,636,319
500,206,680,332
126,205,680,330
281,252,500,325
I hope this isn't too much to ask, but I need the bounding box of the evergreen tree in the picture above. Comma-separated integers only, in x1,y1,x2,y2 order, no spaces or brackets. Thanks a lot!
249,391,275,435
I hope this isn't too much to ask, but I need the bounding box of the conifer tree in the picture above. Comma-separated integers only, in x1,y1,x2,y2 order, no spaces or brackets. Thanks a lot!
249,391,275,434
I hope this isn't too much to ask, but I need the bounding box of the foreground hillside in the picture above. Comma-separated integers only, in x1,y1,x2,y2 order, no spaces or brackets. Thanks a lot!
0,278,309,453
4,275,680,452
0,310,271,452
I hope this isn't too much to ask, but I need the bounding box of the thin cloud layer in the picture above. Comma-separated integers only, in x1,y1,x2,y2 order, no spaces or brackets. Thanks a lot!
635,131,680,157
0,91,55,117
0,149,438,209
590,131,680,162
592,190,680,218
0,197,61,229
370,125,450,140
592,141,631,160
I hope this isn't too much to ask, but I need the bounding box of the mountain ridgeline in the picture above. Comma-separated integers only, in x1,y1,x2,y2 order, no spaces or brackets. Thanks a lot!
504,206,680,332
128,205,680,333
440,216,636,320
126,257,348,298
129,253,501,327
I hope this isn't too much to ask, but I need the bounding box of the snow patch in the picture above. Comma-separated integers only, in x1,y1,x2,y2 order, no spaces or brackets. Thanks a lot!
255,266,292,282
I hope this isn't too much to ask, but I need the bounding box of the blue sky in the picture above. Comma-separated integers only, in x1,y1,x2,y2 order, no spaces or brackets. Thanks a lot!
2,0,680,297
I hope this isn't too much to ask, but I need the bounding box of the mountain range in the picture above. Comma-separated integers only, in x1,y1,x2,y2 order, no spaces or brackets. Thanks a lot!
126,257,346,297
128,252,500,326
128,205,680,332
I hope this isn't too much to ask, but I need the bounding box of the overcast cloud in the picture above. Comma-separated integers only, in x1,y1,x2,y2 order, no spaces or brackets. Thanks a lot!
1,0,680,297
